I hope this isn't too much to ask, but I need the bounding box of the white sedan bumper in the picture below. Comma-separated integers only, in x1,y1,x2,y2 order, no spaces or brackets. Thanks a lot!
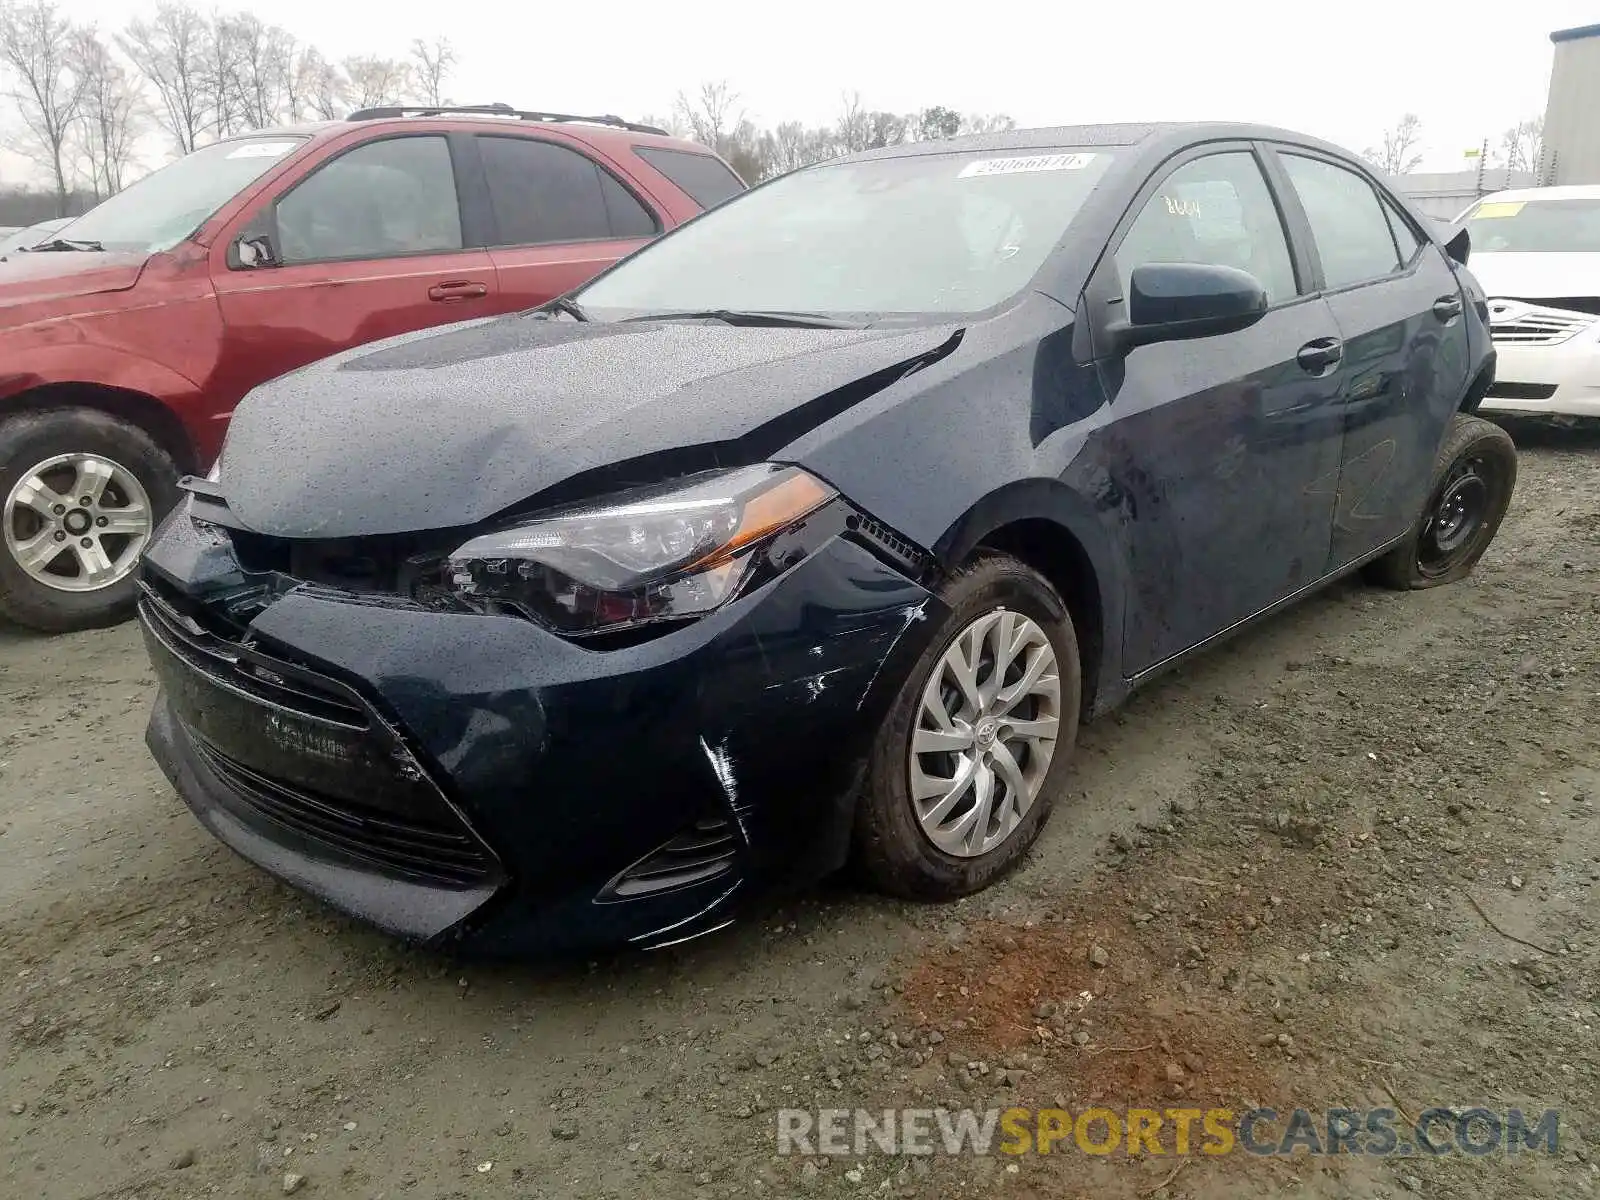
1479,300,1600,418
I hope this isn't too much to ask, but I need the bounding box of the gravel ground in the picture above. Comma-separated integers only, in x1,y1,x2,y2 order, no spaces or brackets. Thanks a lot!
2,423,1597,1200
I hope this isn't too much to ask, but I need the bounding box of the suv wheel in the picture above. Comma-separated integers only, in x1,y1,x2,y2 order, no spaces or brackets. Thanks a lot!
854,554,1083,899
0,409,180,632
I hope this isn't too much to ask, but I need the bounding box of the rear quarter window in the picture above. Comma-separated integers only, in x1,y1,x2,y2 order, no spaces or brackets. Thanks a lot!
633,146,747,210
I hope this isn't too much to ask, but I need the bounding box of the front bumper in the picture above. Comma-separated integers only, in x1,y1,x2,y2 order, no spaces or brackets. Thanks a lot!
139,505,941,956
1479,337,1600,418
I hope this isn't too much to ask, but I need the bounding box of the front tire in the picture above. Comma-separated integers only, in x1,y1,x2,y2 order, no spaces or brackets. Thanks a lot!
0,409,180,633
1367,413,1517,590
854,554,1082,900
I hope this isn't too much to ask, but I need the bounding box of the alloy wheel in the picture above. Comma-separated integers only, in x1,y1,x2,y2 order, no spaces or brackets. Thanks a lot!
4,452,153,593
908,607,1061,858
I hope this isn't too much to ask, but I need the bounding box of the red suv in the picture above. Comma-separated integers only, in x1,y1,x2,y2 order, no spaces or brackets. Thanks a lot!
0,104,744,632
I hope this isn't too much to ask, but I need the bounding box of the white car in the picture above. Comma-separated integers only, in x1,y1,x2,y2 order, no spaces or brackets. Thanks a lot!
1457,185,1600,419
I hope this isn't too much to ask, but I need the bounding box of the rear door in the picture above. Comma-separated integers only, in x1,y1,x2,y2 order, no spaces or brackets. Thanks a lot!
210,133,498,410
1267,147,1470,571
470,133,663,308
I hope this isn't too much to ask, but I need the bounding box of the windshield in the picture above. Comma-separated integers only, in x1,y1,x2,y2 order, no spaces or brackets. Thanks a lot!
56,136,307,254
1463,197,1600,253
575,149,1116,319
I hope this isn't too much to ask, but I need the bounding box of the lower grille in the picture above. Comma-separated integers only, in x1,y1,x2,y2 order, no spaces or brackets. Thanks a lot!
599,819,738,901
193,738,495,887
1487,381,1559,401
139,587,367,728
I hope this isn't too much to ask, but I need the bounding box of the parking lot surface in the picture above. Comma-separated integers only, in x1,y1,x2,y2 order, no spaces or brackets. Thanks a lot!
2,427,1597,1200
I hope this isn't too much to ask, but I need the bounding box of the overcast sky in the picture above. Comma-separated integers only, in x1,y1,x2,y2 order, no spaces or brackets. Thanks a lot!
5,0,1593,185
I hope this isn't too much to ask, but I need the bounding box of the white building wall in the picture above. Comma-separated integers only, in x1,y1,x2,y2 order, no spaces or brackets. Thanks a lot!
1542,25,1600,185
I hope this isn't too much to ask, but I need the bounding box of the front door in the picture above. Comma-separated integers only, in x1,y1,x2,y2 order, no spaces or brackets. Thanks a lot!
210,133,498,416
1270,149,1471,570
1089,146,1348,673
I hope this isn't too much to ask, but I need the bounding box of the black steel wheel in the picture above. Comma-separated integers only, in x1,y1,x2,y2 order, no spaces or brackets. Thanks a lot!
1368,414,1517,591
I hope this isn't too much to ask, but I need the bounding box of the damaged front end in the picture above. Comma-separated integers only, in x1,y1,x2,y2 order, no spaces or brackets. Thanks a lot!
138,472,945,956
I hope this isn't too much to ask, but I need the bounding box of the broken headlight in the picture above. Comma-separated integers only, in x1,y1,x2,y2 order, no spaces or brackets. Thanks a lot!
446,464,836,634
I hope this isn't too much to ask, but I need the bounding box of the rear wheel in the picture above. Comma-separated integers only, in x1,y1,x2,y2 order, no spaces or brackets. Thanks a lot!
854,554,1082,900
1367,414,1517,590
0,409,179,632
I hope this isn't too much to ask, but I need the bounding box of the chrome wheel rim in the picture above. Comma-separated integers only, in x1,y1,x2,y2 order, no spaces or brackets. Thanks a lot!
4,452,153,593
908,607,1061,858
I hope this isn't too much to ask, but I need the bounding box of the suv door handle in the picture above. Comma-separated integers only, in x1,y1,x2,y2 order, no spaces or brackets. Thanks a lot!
1296,336,1344,375
428,281,489,302
1432,294,1464,322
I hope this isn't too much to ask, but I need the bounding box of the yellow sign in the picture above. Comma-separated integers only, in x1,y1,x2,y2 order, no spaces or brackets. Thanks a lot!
1474,201,1525,219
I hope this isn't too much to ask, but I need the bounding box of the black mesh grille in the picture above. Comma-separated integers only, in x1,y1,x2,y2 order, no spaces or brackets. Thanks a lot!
193,739,495,887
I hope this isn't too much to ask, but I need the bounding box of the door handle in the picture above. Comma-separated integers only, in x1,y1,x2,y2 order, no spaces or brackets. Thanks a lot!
1432,294,1464,322
1296,336,1343,375
428,280,489,302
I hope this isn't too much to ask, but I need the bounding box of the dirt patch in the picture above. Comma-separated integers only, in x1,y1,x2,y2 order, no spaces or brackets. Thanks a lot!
901,918,1280,1111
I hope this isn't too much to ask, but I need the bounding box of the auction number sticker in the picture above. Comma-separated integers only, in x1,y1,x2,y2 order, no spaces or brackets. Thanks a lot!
226,141,300,160
1472,201,1525,218
959,153,1096,178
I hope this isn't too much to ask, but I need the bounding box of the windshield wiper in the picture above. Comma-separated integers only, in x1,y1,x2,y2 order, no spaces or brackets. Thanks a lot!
540,295,589,322
619,309,863,329
28,237,105,252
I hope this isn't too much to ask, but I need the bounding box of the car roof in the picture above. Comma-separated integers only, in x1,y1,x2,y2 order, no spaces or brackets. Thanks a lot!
218,112,701,152
835,121,1359,165
1473,184,1600,203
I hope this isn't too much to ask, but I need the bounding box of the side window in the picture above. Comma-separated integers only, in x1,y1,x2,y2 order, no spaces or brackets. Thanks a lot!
276,136,461,263
1281,154,1402,289
1381,195,1422,263
478,136,659,245
633,146,747,209
1115,151,1297,304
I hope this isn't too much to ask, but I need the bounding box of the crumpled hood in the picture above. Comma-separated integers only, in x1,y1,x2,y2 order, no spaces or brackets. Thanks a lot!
1466,251,1600,301
0,251,149,310
219,314,963,537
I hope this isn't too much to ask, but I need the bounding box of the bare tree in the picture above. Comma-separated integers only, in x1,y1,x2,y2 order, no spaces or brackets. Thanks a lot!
674,80,741,154
410,36,453,107
293,46,344,120
763,120,835,174
120,3,209,153
1501,117,1543,175
835,90,871,153
72,29,143,197
198,13,248,137
226,13,295,129
637,111,688,137
0,0,88,212
1365,113,1424,176
342,55,411,111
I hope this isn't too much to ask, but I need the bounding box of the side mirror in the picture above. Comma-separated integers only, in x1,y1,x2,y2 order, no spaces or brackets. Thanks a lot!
228,231,279,270
1111,262,1268,352
1443,224,1470,265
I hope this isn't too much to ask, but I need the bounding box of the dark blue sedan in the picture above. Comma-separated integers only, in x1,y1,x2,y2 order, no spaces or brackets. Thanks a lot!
138,122,1511,955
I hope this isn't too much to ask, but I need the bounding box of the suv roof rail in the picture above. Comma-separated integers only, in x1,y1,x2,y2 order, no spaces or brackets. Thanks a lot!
344,102,668,136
